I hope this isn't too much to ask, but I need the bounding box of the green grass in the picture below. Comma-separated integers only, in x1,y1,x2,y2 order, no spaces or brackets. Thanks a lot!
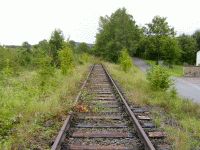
146,60,183,77
106,62,200,150
0,63,91,149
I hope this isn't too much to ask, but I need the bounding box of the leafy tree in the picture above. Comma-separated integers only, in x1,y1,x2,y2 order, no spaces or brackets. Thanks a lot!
76,42,90,53
161,36,181,67
119,48,132,72
58,44,74,75
94,8,141,62
145,16,175,36
69,40,76,52
193,30,200,51
37,40,50,54
178,34,198,65
18,41,33,67
22,41,31,53
49,29,65,66
145,16,176,64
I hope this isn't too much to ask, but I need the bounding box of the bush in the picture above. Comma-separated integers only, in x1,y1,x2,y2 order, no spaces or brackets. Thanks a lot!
147,65,172,90
119,48,132,72
37,55,55,90
58,44,74,75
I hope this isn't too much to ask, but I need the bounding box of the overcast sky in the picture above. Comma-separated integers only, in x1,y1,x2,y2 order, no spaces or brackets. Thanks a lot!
0,0,200,45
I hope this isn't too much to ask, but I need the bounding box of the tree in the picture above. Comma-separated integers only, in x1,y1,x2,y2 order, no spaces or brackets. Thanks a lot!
146,16,175,36
145,16,176,64
49,29,65,66
94,8,141,62
18,42,32,66
193,30,200,51
76,42,90,53
58,44,74,75
178,34,198,65
22,41,31,53
37,39,50,54
69,40,76,52
161,37,181,67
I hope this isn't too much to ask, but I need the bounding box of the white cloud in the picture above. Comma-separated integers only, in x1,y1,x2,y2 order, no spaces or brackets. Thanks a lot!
0,0,200,45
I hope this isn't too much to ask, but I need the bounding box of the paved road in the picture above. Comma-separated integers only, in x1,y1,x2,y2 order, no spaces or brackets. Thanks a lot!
133,57,200,103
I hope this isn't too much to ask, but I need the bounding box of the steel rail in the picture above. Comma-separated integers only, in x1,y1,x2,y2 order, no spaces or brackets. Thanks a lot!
102,64,156,150
51,65,94,150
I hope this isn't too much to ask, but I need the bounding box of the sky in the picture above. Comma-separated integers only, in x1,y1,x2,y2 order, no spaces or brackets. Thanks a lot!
0,0,200,45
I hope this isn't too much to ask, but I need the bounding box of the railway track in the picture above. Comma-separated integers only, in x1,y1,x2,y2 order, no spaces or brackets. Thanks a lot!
51,64,170,150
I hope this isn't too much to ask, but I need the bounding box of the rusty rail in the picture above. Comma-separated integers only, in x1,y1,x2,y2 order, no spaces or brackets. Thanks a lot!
102,64,156,150
51,65,94,150
51,64,155,150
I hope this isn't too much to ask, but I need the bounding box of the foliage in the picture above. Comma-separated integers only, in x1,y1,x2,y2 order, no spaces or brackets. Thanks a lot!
76,42,90,53
147,65,172,90
58,44,74,75
144,16,178,65
94,8,141,62
146,60,183,77
145,16,175,36
69,40,76,52
22,41,31,53
37,55,55,91
0,47,19,74
81,53,90,63
119,48,132,72
1,59,13,78
178,34,198,65
106,63,200,149
193,30,200,50
49,29,65,66
36,40,50,55
161,36,181,66
0,63,90,149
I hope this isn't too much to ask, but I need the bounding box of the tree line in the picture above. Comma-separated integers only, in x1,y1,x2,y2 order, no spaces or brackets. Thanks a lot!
93,8,200,66
0,29,91,75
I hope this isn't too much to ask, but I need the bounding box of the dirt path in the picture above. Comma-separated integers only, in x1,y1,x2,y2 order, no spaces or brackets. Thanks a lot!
133,57,200,103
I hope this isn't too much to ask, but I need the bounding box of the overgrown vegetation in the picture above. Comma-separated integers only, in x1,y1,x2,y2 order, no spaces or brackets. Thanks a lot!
106,63,200,150
94,8,141,62
59,44,74,75
94,8,199,67
147,65,171,90
0,28,94,149
1,6,200,150
119,48,132,72
146,60,183,77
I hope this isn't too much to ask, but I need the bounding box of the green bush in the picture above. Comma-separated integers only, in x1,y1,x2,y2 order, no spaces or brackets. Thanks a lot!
58,44,74,75
37,55,55,90
119,48,132,72
147,65,172,90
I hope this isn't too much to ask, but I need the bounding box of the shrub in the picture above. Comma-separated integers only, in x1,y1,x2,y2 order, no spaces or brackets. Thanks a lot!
81,53,90,63
1,59,13,78
58,45,74,75
119,48,132,72
37,55,55,90
147,65,172,90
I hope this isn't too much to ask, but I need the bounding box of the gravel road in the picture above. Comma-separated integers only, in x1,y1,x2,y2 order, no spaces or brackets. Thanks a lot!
133,57,200,103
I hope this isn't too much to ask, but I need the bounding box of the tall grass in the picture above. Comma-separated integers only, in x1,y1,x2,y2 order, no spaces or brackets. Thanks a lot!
0,63,90,149
106,62,200,150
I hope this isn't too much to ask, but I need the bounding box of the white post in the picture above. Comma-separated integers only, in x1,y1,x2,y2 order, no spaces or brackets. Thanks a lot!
196,51,200,66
